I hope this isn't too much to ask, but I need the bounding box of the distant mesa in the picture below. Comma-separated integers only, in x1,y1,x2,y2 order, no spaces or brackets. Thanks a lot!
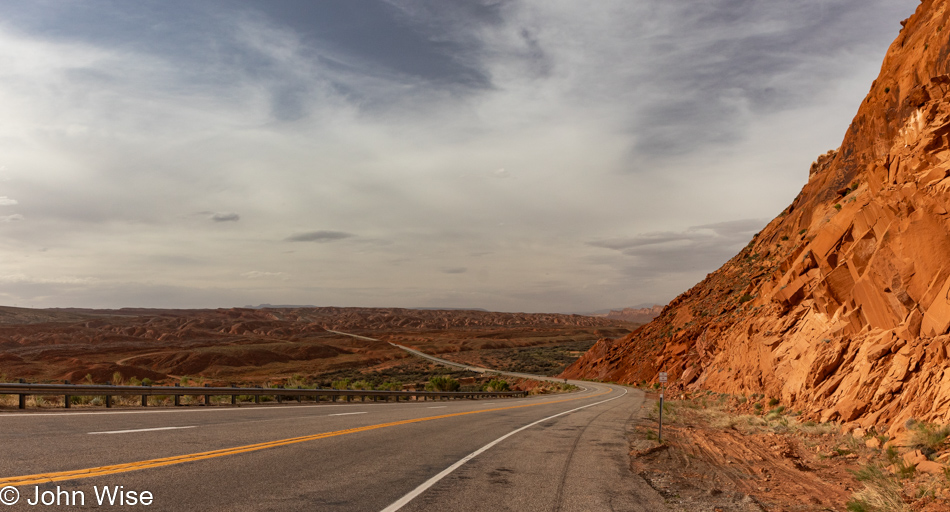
596,305,665,324
243,304,317,309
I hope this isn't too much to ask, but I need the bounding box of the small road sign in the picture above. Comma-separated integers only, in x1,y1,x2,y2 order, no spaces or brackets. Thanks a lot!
658,372,668,383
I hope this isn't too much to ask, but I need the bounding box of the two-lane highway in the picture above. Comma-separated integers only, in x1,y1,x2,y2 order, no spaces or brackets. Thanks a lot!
0,361,666,511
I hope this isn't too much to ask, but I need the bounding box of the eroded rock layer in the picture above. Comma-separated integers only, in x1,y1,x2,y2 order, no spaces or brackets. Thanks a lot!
563,0,950,433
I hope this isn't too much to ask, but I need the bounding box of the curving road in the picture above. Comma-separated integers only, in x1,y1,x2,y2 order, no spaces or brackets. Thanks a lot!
0,343,667,511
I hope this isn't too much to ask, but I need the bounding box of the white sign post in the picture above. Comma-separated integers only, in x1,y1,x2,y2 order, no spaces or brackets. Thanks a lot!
658,372,668,442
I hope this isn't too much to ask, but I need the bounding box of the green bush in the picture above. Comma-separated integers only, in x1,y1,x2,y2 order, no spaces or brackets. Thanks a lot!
768,397,780,406
908,422,950,453
426,376,460,392
483,379,510,392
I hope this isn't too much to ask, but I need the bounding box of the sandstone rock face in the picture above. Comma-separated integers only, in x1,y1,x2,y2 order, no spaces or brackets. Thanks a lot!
563,0,950,434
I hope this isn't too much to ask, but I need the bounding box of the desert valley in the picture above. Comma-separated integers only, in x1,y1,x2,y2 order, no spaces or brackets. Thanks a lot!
6,1,950,511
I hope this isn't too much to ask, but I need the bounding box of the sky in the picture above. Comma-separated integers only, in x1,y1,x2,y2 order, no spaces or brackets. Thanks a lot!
0,0,919,313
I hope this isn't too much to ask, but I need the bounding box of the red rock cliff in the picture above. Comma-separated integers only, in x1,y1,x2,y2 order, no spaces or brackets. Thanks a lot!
563,0,950,434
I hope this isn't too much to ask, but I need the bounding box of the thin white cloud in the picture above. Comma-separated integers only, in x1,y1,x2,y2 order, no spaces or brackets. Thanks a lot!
0,196,17,205
0,214,23,222
240,271,287,279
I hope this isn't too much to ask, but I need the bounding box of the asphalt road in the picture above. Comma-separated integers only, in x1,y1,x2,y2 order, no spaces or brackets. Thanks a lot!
0,375,667,511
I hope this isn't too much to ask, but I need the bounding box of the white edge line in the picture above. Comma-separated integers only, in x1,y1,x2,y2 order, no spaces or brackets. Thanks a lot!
328,412,368,416
88,425,196,435
379,387,628,512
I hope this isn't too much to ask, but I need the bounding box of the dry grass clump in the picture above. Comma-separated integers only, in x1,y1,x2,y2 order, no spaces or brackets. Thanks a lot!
846,463,908,512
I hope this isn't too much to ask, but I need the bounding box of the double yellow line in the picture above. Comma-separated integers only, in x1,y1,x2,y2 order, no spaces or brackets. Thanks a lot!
1,389,611,487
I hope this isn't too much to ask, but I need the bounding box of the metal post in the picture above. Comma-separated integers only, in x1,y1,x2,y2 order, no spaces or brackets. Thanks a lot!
18,394,25,409
141,381,148,407
231,394,236,405
204,384,211,407
174,383,181,406
255,388,260,404
658,383,664,443
105,394,112,408
64,380,71,409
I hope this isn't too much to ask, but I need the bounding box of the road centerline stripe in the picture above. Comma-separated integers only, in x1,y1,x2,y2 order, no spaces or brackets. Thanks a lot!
328,412,367,416
88,426,196,435
0,389,612,487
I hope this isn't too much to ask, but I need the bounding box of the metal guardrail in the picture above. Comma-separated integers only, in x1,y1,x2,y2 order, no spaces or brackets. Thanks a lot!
0,382,527,410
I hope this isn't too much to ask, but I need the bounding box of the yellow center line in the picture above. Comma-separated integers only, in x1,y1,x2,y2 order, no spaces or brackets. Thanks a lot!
1,389,612,487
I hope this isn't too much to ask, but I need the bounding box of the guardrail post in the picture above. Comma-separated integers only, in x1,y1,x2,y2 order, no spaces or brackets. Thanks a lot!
255,388,260,404
296,392,301,403
105,394,112,408
345,393,351,403
18,379,26,409
204,383,211,407
64,380,71,409
174,383,181,406
231,394,237,405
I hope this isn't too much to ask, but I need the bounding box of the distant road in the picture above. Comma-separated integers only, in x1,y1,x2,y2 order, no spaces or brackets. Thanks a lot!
0,337,667,511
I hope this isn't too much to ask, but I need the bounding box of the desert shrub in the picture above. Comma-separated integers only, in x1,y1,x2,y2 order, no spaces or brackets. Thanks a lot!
128,376,142,387
834,203,842,211
286,374,307,389
331,378,351,390
768,397,780,406
908,422,950,453
847,463,907,512
426,376,460,392
765,408,785,421
483,379,510,392
111,372,125,386
739,294,753,303
141,378,153,386
377,382,401,391
351,380,372,390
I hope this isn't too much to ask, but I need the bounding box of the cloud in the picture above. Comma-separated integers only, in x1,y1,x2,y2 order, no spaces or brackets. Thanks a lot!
241,271,286,279
285,230,354,242
0,196,17,205
588,218,767,280
211,212,240,222
0,1,917,313
0,273,95,285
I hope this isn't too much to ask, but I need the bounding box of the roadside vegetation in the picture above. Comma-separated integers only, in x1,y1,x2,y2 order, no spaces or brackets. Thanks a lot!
630,388,950,511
